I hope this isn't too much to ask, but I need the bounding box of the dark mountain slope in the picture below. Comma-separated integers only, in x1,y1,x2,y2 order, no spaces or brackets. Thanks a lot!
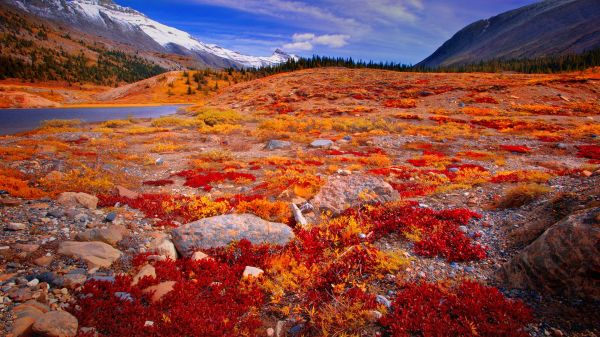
419,0,600,67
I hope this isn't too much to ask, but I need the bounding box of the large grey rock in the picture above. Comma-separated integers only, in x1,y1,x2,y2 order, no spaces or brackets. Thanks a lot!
265,140,291,150
171,214,294,257
311,174,399,216
58,241,122,269
499,207,600,300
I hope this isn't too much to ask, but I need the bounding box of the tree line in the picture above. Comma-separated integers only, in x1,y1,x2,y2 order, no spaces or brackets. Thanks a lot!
242,48,600,77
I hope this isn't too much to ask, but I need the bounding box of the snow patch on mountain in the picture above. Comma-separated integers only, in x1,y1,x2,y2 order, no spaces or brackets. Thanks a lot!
13,0,296,68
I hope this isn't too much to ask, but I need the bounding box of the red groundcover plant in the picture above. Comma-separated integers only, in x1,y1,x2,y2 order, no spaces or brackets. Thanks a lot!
72,245,267,337
381,281,533,337
577,144,600,160
174,169,256,191
347,203,486,261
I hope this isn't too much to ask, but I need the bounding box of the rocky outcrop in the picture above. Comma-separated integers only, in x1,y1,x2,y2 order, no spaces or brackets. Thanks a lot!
499,207,600,300
171,214,295,257
311,174,399,216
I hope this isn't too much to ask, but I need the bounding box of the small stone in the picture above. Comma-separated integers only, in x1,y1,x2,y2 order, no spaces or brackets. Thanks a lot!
32,310,78,337
309,139,334,148
265,140,292,150
57,192,98,210
243,266,264,278
115,292,134,302
0,198,22,206
132,264,156,286
155,157,164,165
458,225,468,233
448,167,459,173
367,310,383,322
105,212,117,222
7,222,27,231
556,143,567,149
582,170,592,177
14,243,39,253
376,294,391,308
62,273,86,289
336,169,351,176
148,236,177,260
191,251,210,261
75,226,125,246
144,321,154,327
291,203,308,227
34,255,54,267
267,327,275,337
143,281,176,303
27,279,40,287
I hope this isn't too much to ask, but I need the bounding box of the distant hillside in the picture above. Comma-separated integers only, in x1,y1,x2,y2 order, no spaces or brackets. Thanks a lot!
8,0,295,69
419,0,600,68
0,5,173,85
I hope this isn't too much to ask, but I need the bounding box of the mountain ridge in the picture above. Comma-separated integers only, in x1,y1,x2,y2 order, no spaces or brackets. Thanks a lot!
8,0,296,69
418,0,600,67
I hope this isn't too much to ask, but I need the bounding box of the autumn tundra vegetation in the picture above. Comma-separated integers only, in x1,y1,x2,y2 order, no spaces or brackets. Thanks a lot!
0,66,599,337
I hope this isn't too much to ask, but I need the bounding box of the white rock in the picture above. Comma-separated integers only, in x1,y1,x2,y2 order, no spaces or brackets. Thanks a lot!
191,251,210,261
243,266,264,278
291,203,308,227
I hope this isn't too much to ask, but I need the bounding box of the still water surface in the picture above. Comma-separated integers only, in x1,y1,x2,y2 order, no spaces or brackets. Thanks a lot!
0,105,187,135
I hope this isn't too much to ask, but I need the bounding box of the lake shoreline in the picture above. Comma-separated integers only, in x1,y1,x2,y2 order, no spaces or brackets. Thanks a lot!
0,104,192,136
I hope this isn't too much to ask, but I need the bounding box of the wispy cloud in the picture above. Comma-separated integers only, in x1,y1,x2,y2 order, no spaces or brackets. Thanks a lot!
283,33,350,51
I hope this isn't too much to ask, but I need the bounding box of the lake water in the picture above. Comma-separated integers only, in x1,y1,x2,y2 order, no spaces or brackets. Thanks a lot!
0,105,188,135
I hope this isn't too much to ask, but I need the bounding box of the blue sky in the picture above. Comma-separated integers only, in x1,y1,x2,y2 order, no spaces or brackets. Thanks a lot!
118,0,537,64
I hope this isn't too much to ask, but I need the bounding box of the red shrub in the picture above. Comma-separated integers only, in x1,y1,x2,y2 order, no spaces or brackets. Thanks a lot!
381,281,533,337
347,203,486,262
324,148,385,157
390,182,435,198
142,179,174,186
174,170,256,191
71,257,264,337
500,145,531,154
474,96,499,104
577,145,600,160
537,135,563,142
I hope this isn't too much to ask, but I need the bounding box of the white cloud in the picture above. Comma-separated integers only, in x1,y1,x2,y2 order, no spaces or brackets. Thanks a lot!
282,41,314,51
292,33,316,42
283,33,350,51
312,34,350,48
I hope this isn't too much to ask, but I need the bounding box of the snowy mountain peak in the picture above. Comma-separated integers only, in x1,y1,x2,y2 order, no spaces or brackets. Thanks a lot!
11,0,295,69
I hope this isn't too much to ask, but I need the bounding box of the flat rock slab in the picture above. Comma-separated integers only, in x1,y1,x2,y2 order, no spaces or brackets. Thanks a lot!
311,174,399,216
171,214,294,257
58,241,122,269
57,192,98,210
310,139,334,148
32,310,78,337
